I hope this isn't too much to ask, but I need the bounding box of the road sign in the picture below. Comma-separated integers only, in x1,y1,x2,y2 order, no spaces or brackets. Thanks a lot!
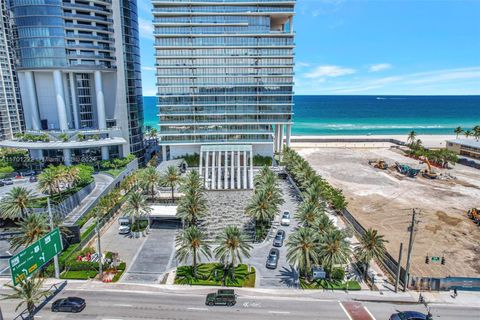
9,228,62,285
431,256,441,263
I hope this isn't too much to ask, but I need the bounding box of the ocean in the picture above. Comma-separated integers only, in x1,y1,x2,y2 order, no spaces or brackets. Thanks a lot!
143,95,480,136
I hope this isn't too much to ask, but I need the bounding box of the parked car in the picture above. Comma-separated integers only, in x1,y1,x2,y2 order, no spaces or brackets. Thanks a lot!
118,217,131,234
0,181,4,187
2,178,13,185
51,297,86,313
205,289,237,306
266,248,280,269
389,311,431,320
119,225,130,235
29,176,38,182
273,229,286,247
281,211,291,226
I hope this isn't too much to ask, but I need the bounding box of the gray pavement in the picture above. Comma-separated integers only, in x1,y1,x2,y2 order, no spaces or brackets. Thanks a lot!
121,221,179,283
247,176,301,288
0,178,40,198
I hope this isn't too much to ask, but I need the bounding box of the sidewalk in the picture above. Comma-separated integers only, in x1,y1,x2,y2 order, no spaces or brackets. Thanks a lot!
410,290,480,307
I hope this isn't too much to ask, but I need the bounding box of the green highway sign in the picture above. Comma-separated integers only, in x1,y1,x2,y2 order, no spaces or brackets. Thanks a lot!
9,228,62,285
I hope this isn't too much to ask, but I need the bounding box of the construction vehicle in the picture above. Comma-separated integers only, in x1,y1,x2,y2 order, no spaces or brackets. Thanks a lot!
467,208,480,224
368,159,389,170
395,162,420,178
420,157,438,179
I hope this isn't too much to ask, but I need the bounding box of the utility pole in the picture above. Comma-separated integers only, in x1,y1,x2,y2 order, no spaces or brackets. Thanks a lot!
47,197,60,279
395,242,403,292
96,217,103,282
403,208,418,291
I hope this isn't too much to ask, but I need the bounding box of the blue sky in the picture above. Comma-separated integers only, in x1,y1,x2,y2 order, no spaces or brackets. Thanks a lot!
137,0,480,96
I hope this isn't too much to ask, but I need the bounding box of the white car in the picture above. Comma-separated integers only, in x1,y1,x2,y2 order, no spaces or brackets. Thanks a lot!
281,211,291,226
118,225,130,235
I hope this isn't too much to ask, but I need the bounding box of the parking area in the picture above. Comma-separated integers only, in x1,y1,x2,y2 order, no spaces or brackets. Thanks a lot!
247,176,301,288
0,179,40,198
0,239,13,276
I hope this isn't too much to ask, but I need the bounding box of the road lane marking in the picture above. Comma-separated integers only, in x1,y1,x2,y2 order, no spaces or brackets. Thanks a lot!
187,307,208,311
113,304,133,307
268,311,290,314
0,266,9,274
364,307,377,320
339,302,353,320
102,318,124,320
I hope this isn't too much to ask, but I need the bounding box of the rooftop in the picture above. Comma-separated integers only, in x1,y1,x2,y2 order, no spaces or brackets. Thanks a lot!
447,139,480,149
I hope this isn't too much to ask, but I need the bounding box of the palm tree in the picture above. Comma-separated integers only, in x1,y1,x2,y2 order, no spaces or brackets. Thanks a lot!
1,275,49,318
214,226,252,283
176,172,207,227
354,228,388,281
407,131,417,145
10,214,49,251
295,200,323,227
0,187,34,219
140,166,160,200
37,167,60,195
161,166,181,202
124,192,152,231
286,227,319,279
474,125,480,141
245,188,277,226
148,128,158,140
317,229,351,278
179,169,203,193
64,166,80,189
464,130,472,139
175,226,211,279
454,126,463,139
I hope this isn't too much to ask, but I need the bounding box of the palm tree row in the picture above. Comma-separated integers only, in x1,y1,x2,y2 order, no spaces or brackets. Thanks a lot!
245,166,283,238
282,147,347,211
454,126,480,140
406,131,458,168
37,164,84,195
176,170,207,226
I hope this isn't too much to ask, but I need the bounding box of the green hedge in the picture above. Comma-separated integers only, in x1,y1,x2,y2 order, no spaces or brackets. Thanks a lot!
253,155,272,166
60,270,98,280
66,260,99,271
112,269,125,282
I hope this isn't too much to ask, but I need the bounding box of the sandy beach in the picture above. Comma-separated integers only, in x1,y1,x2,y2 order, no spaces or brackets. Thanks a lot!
292,135,480,278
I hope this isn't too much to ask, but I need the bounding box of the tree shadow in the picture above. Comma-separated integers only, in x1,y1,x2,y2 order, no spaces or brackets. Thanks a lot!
279,265,298,288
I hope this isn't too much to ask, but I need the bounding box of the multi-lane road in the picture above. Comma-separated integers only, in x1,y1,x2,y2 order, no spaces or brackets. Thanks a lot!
1,285,478,320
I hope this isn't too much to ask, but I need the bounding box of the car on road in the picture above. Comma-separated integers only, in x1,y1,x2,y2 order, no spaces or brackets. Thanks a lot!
266,248,280,269
281,211,291,226
0,181,4,187
2,178,13,185
273,229,286,247
389,311,431,320
29,176,38,182
205,289,236,306
51,297,86,313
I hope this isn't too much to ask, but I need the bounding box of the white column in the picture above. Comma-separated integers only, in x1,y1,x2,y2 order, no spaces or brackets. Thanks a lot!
199,150,203,185
204,151,209,189
243,150,247,189
286,124,292,147
212,151,216,190
63,149,72,166
223,151,228,189
94,71,106,130
273,125,279,153
230,151,235,189
217,151,222,189
249,150,254,189
53,70,68,131
279,124,284,155
69,73,80,129
25,71,41,130
237,150,241,189
101,146,109,160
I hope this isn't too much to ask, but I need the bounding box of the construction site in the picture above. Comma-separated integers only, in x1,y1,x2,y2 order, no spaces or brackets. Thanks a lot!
295,144,480,279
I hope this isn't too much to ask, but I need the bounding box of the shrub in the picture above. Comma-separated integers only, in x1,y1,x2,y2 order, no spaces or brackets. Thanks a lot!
65,260,99,271
117,262,126,270
0,165,14,179
176,153,199,167
330,267,345,281
253,155,272,166
61,270,98,280
112,269,125,282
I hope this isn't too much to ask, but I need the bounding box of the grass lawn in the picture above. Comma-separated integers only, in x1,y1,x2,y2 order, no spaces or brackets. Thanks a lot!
60,270,98,280
300,278,361,290
175,263,256,287
101,168,125,177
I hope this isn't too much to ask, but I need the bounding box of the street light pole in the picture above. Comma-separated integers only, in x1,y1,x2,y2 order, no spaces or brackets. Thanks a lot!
47,197,60,279
403,209,418,292
96,218,103,282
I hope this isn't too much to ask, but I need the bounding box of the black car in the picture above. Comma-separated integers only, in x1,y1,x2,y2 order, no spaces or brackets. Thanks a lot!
266,248,280,269
205,289,236,306
389,311,430,320
51,297,86,313
273,230,286,247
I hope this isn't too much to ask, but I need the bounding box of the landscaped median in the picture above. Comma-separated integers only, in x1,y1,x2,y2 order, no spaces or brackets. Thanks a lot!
300,279,361,290
175,263,256,288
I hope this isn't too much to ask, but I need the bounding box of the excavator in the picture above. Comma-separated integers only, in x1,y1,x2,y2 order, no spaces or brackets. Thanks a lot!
368,159,389,170
420,157,438,179
467,208,480,224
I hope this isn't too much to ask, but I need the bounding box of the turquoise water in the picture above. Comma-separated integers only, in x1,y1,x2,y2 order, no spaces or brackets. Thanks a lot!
143,95,480,136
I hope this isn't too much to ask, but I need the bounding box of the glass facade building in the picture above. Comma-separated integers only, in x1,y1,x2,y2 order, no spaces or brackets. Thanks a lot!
153,0,295,159
0,0,145,164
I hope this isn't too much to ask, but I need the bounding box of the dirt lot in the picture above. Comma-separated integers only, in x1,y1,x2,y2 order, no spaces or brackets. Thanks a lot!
296,146,480,278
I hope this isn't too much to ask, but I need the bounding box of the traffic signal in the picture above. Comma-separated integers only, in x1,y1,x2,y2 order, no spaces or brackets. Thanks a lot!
425,255,429,264
441,256,445,265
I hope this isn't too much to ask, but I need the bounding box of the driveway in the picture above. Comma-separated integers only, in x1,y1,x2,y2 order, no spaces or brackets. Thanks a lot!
121,221,179,283
247,176,301,288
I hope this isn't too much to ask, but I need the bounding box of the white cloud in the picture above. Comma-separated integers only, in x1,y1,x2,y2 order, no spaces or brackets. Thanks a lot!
142,87,157,96
141,66,156,71
304,65,355,79
296,62,311,68
369,63,392,72
138,18,154,40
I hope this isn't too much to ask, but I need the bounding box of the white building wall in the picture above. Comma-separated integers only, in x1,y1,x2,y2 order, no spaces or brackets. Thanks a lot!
253,144,274,157
35,72,59,130
103,72,117,120
170,145,201,159
17,73,32,130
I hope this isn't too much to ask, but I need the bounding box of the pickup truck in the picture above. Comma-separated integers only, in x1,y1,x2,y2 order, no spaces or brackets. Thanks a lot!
205,289,237,306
